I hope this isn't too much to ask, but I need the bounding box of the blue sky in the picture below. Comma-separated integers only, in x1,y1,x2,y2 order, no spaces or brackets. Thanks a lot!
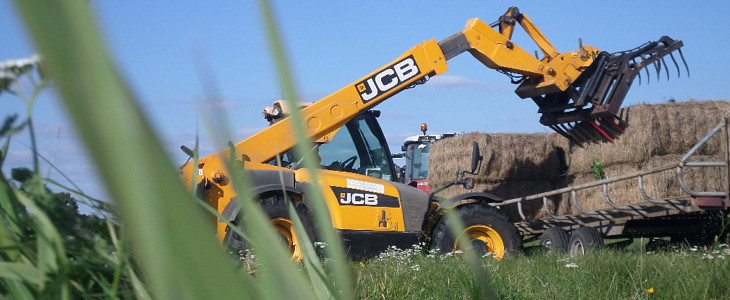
2,1,729,201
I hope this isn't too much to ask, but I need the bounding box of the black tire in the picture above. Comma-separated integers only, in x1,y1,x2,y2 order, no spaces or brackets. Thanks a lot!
568,227,603,257
431,203,522,260
223,194,315,262
540,227,570,254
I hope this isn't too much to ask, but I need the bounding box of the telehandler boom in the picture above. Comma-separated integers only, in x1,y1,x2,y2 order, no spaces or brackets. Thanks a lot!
181,7,685,260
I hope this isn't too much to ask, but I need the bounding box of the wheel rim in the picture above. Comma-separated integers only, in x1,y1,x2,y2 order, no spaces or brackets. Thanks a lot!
271,218,303,262
542,239,553,250
570,239,584,257
455,225,506,260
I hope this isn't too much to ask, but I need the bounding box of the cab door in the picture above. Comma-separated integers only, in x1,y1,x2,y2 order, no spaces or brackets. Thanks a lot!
314,111,406,231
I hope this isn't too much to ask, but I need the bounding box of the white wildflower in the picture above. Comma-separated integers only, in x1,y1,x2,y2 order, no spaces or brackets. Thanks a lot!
565,263,579,268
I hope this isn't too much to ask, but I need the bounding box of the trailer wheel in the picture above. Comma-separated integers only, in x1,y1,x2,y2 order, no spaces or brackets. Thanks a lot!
224,194,314,262
431,203,521,260
540,227,570,254
568,227,603,257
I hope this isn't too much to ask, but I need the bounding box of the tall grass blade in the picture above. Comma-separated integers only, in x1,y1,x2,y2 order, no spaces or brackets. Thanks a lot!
4,280,34,299
12,1,251,299
288,202,337,299
440,207,496,299
0,169,25,262
257,0,354,297
275,153,336,298
191,50,318,299
0,262,41,286
14,190,66,288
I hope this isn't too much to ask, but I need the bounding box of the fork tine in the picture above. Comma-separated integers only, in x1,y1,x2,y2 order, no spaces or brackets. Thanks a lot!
661,57,670,79
669,52,681,78
678,48,690,77
643,56,651,84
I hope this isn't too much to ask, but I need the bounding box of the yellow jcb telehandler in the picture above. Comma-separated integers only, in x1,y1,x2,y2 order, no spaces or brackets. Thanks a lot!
181,7,686,260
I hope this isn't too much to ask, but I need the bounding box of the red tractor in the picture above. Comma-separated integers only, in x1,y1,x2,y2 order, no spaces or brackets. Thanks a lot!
395,123,456,194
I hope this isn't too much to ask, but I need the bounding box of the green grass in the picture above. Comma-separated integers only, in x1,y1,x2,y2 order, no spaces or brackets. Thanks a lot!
353,244,730,299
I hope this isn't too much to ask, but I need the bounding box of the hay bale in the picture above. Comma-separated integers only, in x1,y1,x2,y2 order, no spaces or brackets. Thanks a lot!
428,133,483,187
428,132,569,187
426,99,729,218
559,154,727,214
567,100,730,175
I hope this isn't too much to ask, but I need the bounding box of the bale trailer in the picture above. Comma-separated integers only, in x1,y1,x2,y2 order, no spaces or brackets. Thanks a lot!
493,118,730,255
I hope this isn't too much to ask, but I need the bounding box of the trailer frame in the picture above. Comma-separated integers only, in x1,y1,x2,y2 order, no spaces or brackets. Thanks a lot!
493,117,730,242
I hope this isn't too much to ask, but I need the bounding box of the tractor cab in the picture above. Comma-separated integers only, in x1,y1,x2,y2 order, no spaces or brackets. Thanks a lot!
396,123,456,194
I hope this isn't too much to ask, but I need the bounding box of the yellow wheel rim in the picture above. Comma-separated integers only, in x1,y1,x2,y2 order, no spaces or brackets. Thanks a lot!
271,218,303,262
455,225,506,260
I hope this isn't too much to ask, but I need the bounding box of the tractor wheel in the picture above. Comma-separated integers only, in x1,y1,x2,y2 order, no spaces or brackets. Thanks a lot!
224,194,314,262
540,227,570,254
568,227,603,257
431,203,521,260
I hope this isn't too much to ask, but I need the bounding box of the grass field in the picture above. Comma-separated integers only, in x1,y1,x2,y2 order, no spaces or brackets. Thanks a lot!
352,243,730,299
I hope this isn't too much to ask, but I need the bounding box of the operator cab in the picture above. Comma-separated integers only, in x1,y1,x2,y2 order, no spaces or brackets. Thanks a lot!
270,110,397,182
317,111,397,180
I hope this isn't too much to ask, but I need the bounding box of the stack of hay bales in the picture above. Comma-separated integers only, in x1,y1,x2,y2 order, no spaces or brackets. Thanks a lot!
428,132,572,220
428,100,730,222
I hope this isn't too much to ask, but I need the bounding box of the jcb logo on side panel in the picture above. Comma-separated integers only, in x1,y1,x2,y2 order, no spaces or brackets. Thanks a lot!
355,55,420,103
331,186,400,207
339,193,378,206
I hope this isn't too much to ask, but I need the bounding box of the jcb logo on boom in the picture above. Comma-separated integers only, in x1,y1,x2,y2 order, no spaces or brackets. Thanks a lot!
339,192,379,206
355,55,420,103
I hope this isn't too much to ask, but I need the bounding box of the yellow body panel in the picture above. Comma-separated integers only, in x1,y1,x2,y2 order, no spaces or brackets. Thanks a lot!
295,170,405,231
462,18,546,76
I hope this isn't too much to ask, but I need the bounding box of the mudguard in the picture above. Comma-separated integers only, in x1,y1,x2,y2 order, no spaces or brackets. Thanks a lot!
444,192,503,208
220,169,304,222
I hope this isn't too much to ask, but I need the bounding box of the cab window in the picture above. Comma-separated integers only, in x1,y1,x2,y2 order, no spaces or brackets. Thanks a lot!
318,113,395,181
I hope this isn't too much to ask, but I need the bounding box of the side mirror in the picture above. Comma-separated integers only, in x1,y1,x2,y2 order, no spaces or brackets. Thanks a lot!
181,145,195,158
470,141,482,174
